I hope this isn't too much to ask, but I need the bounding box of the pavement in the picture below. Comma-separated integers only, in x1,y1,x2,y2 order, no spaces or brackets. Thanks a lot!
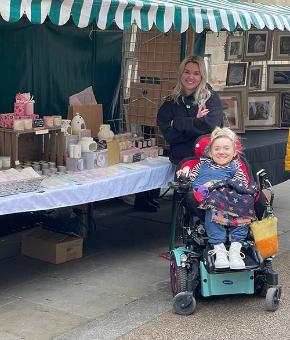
0,180,289,340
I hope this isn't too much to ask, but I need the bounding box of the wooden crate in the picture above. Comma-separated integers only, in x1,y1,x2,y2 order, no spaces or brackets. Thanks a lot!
0,127,65,166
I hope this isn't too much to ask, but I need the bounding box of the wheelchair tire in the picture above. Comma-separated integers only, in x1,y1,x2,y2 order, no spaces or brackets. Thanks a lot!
173,292,196,315
170,255,187,296
265,286,282,312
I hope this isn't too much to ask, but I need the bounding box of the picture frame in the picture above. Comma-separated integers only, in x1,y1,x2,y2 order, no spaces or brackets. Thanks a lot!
267,65,290,90
281,92,290,127
226,63,247,86
273,31,290,60
217,90,245,133
244,30,272,61
245,92,280,130
248,65,263,91
225,36,244,61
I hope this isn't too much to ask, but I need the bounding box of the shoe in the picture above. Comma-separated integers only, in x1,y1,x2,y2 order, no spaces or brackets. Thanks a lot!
208,243,229,269
229,242,245,270
134,200,158,213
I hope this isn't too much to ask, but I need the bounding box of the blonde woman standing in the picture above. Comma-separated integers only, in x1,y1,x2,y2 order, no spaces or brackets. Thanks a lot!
157,56,224,165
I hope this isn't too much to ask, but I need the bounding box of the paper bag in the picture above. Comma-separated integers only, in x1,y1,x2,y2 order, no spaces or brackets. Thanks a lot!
250,216,279,259
68,104,103,138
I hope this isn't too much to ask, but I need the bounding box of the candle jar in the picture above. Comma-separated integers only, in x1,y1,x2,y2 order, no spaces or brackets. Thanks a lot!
13,119,25,131
53,115,62,127
23,118,33,130
43,116,54,128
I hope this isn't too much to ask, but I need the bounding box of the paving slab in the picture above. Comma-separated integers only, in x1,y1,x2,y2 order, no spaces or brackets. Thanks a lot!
54,287,172,340
4,273,138,319
0,299,87,340
118,252,290,340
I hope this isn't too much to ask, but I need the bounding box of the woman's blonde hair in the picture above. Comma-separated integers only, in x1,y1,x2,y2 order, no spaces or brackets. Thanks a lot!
169,56,211,105
205,127,241,156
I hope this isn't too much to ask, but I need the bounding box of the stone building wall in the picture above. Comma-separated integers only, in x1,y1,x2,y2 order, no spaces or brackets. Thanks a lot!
204,32,229,89
205,0,289,89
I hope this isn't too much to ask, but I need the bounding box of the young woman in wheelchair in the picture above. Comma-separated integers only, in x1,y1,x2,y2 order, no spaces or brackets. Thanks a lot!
177,127,257,270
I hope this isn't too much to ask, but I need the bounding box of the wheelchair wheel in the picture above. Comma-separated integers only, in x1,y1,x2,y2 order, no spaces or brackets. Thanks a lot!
170,254,187,296
265,286,282,312
173,292,196,315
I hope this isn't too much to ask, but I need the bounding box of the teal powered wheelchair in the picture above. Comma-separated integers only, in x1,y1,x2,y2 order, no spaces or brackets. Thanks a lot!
168,136,282,315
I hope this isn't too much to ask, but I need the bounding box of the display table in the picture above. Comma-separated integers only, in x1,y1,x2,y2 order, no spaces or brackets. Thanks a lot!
0,157,175,216
240,129,290,186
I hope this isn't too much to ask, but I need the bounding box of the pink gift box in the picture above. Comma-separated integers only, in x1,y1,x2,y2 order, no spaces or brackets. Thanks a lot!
25,101,34,116
14,103,25,115
21,114,38,120
0,114,14,128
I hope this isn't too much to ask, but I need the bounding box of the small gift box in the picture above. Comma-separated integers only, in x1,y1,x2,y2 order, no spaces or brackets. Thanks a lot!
0,113,14,128
15,92,35,117
14,103,25,116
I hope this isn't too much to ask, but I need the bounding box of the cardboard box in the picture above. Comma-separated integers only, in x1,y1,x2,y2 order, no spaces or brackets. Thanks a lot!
22,227,83,264
68,104,103,138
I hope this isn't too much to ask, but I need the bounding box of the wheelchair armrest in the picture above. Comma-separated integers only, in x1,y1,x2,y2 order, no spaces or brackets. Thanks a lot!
256,169,270,190
256,169,274,207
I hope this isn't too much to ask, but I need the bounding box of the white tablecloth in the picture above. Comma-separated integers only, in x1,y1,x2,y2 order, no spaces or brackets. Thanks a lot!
0,157,175,216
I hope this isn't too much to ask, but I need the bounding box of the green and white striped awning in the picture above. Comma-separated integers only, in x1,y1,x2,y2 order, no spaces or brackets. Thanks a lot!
1,0,290,33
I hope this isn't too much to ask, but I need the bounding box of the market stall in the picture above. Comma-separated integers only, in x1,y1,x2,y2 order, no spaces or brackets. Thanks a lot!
0,0,290,223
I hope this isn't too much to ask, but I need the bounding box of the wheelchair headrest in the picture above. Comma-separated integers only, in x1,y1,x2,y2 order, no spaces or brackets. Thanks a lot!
194,134,242,157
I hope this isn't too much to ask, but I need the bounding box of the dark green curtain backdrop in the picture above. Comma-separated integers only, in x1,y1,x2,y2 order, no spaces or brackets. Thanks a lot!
0,18,122,121
91,30,122,121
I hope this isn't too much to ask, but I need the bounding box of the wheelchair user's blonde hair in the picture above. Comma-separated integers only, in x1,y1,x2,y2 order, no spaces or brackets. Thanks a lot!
169,56,211,105
205,127,242,157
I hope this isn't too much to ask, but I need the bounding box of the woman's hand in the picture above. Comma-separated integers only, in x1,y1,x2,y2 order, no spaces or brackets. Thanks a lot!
196,105,209,118
176,166,190,178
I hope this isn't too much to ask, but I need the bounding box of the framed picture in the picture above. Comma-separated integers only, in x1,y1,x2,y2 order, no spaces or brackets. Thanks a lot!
225,36,244,61
245,92,280,130
267,65,290,90
281,92,290,127
244,30,271,60
217,91,244,132
273,31,290,60
226,63,247,86
248,65,263,90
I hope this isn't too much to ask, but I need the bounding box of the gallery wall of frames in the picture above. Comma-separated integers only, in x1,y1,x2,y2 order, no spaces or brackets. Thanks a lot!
221,30,290,132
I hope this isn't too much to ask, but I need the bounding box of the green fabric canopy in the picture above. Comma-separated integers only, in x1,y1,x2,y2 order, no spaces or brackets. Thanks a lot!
1,0,290,33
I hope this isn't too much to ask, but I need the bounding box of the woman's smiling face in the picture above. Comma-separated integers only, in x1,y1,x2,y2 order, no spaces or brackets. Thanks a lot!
180,62,202,95
209,137,236,166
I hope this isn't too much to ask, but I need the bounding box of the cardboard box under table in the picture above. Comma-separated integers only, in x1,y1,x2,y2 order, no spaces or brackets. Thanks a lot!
22,227,83,264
